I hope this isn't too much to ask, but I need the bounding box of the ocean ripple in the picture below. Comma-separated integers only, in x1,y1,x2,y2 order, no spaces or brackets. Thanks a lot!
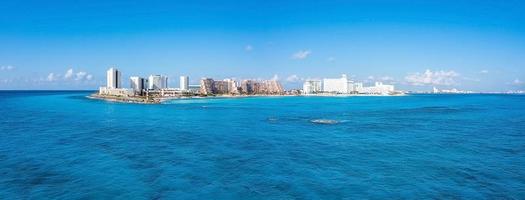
310,119,339,124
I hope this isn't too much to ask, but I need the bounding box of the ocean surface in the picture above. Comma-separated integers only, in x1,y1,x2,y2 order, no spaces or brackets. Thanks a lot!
1,91,524,199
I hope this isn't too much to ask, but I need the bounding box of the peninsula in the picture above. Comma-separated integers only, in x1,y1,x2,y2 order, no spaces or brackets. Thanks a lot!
91,68,404,104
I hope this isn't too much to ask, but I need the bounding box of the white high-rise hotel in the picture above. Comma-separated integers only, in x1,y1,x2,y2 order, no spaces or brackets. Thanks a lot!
303,80,322,94
148,75,168,90
100,67,190,96
323,74,353,93
106,68,121,89
130,76,146,93
99,67,134,96
180,76,189,91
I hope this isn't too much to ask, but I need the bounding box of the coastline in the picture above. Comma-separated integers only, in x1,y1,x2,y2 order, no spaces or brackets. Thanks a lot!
88,92,408,104
88,94,161,104
301,93,407,97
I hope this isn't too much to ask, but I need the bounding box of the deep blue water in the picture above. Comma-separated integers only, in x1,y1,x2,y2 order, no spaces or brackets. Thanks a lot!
1,91,524,199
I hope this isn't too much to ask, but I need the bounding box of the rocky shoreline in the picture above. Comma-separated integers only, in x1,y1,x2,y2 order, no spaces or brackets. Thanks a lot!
88,94,161,104
88,93,407,104
88,93,301,104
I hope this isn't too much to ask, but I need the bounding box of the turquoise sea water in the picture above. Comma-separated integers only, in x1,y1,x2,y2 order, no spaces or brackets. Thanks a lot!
1,91,524,199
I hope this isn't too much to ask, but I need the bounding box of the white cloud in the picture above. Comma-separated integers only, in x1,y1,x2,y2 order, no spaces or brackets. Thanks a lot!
47,73,58,81
245,45,253,51
405,69,460,86
480,70,489,74
512,79,523,86
64,69,74,79
292,50,311,60
75,71,87,81
0,65,14,71
271,74,279,81
327,57,335,62
47,68,93,82
366,75,395,83
286,74,301,82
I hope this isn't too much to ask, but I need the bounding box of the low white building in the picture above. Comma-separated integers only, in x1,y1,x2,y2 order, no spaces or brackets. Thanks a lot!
303,80,322,94
188,84,200,92
360,82,395,94
99,87,134,96
159,88,183,97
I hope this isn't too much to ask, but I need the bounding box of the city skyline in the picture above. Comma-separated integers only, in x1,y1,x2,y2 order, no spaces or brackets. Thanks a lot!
1,0,524,92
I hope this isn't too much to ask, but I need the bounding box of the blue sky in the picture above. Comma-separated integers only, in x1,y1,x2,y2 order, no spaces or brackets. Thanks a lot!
1,0,524,91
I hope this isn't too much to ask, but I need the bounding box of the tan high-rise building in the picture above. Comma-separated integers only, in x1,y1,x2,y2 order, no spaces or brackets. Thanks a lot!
264,80,284,95
240,79,283,95
200,78,239,95
200,78,214,95
240,80,256,94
